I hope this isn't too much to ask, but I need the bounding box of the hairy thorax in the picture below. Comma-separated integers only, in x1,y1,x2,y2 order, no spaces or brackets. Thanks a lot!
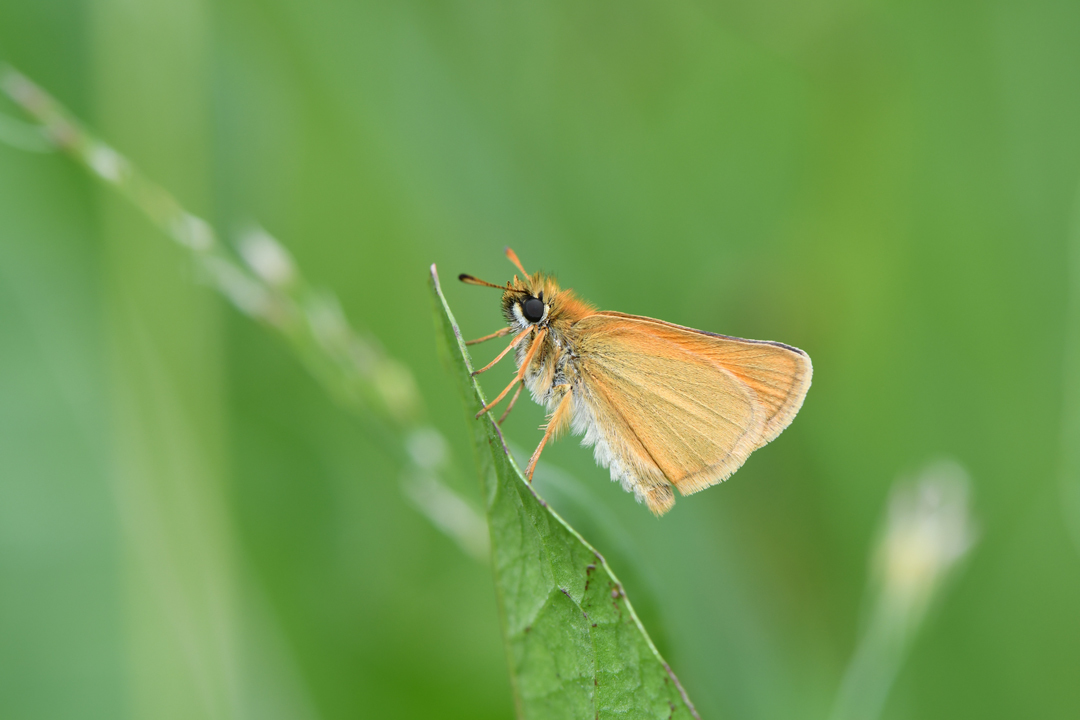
517,326,577,410
502,276,592,411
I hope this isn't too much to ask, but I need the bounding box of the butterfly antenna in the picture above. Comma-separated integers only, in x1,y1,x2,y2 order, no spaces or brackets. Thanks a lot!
505,247,528,277
459,274,508,290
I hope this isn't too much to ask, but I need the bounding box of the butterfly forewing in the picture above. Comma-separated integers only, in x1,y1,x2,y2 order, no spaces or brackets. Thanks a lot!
573,314,812,502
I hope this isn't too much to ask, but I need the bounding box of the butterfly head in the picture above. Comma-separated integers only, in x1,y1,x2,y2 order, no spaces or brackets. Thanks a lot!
458,248,593,332
501,272,561,330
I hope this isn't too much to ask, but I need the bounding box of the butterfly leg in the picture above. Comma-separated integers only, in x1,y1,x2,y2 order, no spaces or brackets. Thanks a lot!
525,387,573,481
466,326,512,346
475,328,547,418
471,327,532,376
497,381,524,425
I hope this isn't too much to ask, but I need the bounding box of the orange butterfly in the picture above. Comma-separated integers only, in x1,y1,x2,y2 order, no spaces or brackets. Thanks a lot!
460,248,812,516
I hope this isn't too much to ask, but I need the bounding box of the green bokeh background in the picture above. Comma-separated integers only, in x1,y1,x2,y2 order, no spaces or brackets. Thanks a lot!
2,1,1079,718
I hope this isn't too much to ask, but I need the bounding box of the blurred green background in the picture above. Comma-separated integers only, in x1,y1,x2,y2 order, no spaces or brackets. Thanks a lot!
2,0,1079,718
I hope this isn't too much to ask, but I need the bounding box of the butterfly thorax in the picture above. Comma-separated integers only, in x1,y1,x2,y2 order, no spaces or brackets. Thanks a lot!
500,272,594,409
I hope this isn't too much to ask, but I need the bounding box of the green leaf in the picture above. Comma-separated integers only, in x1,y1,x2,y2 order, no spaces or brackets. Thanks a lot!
430,265,701,720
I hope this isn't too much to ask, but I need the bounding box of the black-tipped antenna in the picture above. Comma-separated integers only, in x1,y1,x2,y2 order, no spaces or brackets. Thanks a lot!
459,273,507,290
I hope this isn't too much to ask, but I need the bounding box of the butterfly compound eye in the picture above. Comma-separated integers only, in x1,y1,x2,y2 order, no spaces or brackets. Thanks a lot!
522,297,545,323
